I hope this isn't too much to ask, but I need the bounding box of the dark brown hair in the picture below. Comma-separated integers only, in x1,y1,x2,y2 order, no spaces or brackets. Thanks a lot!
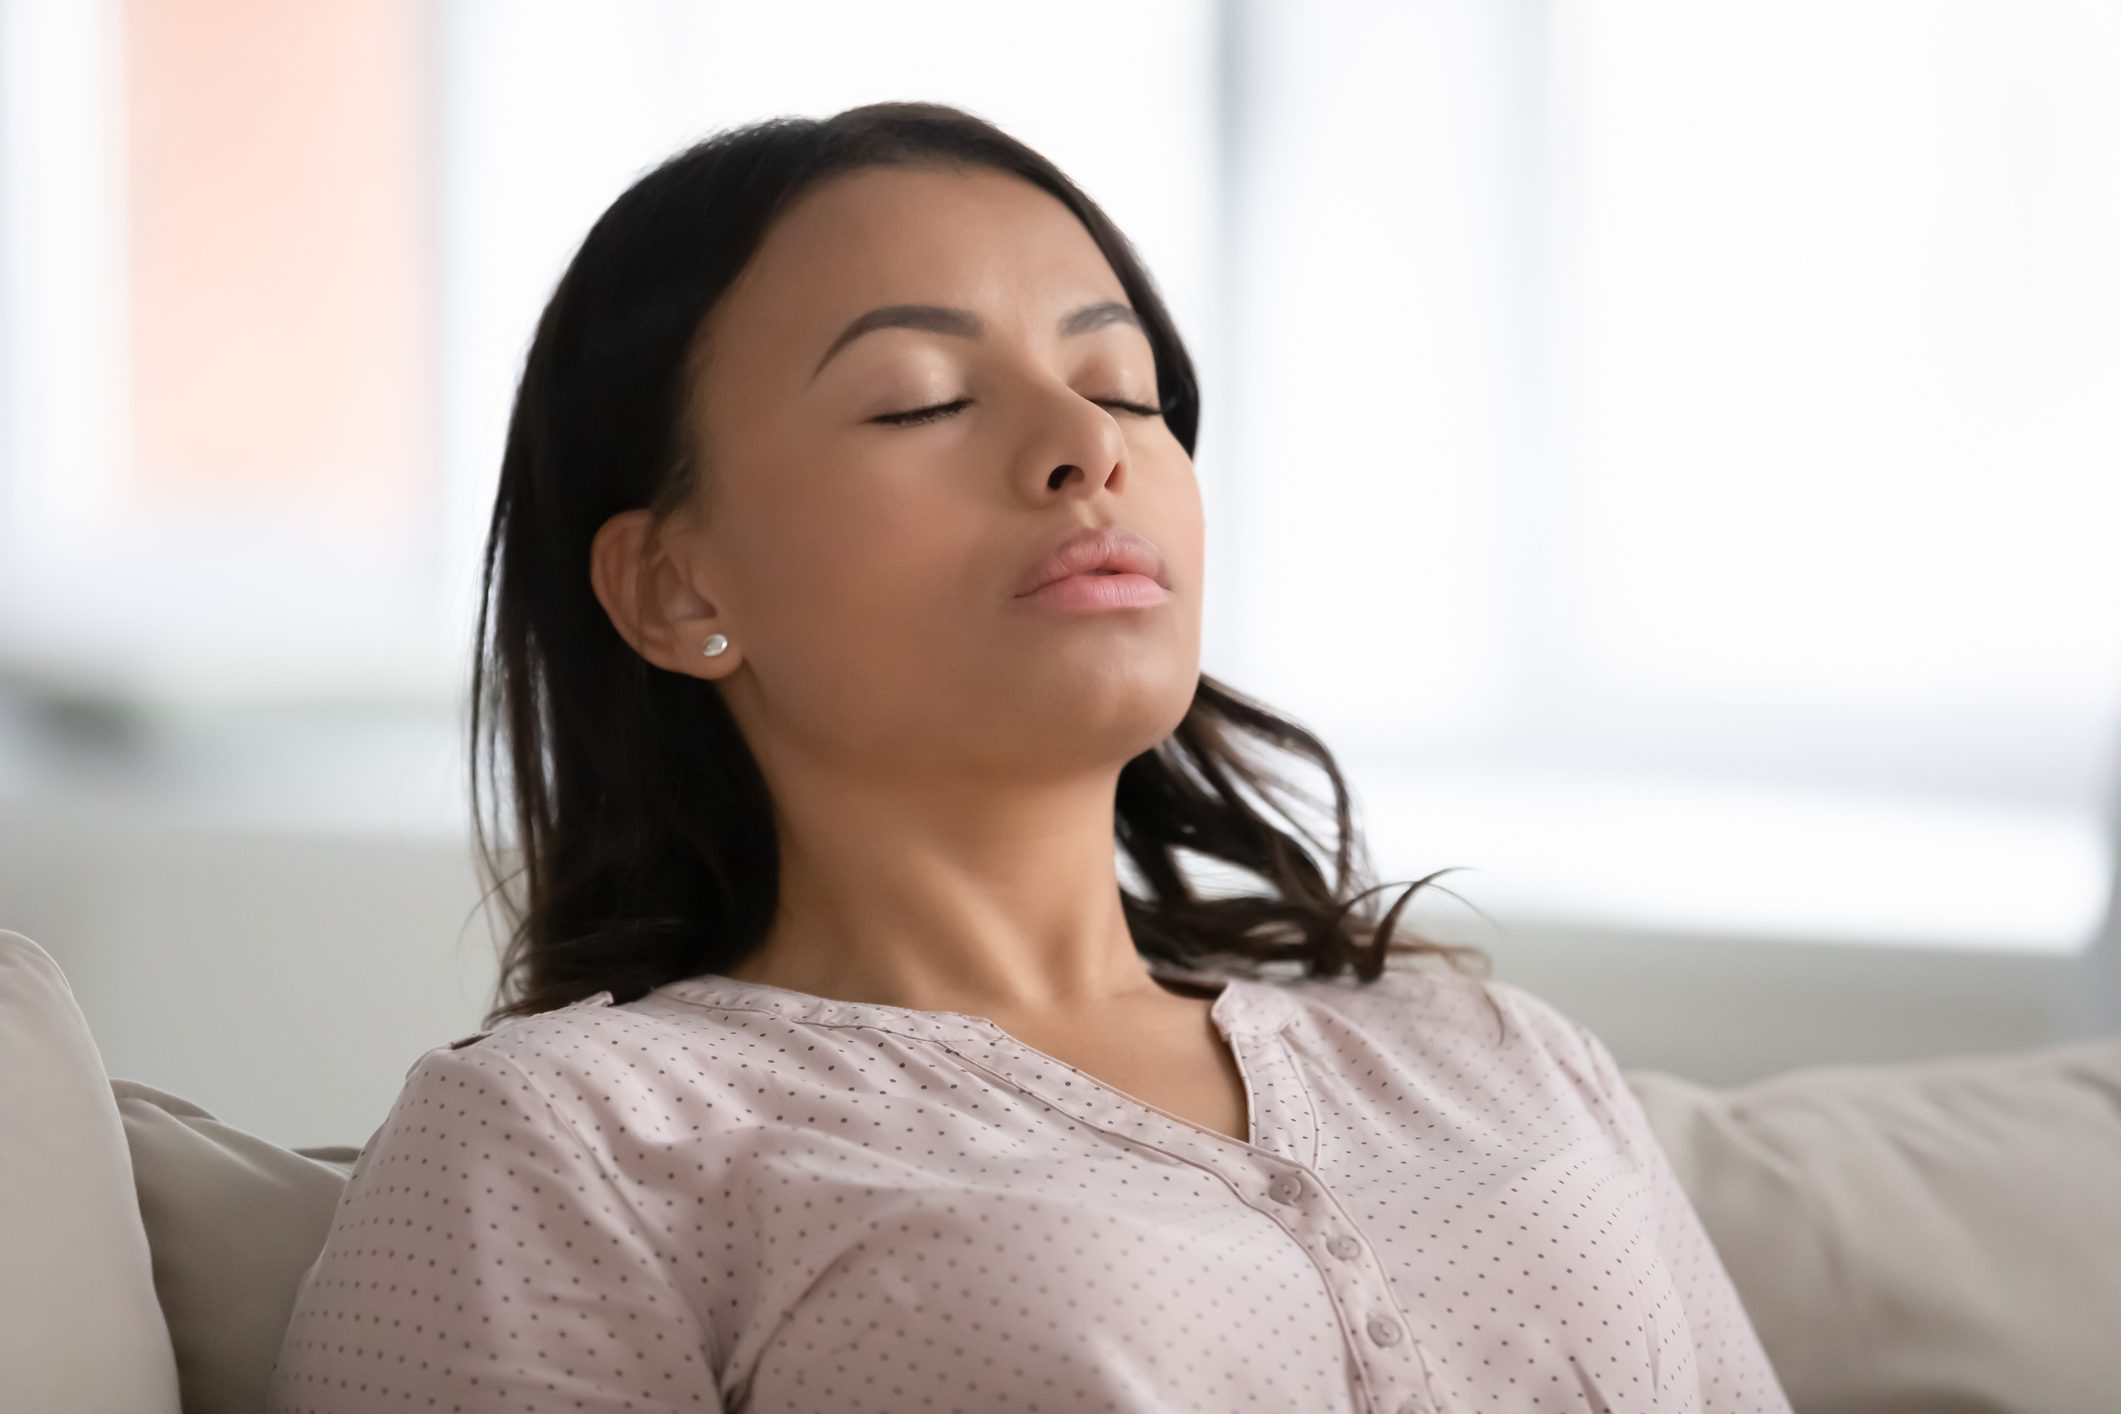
468,100,1494,1028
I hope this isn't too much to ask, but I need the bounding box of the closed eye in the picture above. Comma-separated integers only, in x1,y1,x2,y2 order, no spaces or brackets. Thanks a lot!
872,395,1166,428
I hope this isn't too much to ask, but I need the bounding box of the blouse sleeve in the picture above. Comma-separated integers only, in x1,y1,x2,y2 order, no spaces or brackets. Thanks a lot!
265,1040,723,1413
1564,1012,1795,1414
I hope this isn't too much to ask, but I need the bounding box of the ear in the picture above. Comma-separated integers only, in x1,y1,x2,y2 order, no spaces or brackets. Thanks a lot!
587,508,740,677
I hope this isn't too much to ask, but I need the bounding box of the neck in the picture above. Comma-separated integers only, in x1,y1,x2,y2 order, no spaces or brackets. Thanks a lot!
728,765,1165,1019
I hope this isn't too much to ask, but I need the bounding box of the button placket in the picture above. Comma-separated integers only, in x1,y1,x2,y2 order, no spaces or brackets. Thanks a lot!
1244,1158,1434,1414
1250,1166,1422,1413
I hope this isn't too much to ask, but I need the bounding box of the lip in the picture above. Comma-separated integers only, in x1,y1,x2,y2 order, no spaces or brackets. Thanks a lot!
1017,571,1168,612
1012,524,1170,598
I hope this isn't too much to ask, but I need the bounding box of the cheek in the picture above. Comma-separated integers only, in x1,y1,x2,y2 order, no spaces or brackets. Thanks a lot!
1143,449,1207,587
738,461,972,655
1174,477,1206,573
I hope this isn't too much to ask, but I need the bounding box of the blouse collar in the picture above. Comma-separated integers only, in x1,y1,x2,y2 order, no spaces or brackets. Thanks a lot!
650,957,1298,1044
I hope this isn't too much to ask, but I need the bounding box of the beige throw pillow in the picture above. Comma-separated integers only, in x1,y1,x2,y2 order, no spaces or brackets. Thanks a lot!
1623,1034,2121,1414
110,1078,361,1414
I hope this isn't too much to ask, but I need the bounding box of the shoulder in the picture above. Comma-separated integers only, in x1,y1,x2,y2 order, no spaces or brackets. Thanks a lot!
407,984,775,1150
1280,963,1527,1031
376,990,639,1146
1284,966,1611,1089
427,988,623,1075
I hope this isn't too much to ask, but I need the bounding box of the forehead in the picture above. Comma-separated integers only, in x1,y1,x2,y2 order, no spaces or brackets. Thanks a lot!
714,164,1129,354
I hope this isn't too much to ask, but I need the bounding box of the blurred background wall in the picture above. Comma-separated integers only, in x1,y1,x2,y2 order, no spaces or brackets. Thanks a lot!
2,0,2117,1150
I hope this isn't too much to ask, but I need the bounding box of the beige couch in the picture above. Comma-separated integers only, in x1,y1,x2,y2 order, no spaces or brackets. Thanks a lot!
5,925,2117,1414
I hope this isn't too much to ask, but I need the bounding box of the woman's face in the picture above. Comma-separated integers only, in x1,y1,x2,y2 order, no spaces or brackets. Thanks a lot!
647,163,1205,784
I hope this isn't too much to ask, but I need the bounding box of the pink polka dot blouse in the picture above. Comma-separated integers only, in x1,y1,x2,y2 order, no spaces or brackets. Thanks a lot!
266,961,1793,1413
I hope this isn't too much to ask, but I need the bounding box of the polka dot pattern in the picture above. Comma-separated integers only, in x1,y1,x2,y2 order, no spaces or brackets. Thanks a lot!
266,962,1793,1412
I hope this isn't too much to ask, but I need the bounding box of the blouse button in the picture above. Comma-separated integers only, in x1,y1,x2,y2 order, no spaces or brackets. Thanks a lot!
1327,1234,1361,1260
1366,1314,1403,1346
1267,1173,1305,1204
1394,1400,1428,1414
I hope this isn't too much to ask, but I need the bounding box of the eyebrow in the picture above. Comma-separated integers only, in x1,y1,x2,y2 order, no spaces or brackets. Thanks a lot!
807,299,1143,383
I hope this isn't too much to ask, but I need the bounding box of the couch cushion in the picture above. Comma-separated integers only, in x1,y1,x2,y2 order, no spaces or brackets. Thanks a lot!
1624,1034,2121,1414
0,928,184,1414
111,1078,359,1414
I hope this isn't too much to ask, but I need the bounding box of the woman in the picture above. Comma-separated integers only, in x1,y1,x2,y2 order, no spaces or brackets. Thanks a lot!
268,101,1791,1414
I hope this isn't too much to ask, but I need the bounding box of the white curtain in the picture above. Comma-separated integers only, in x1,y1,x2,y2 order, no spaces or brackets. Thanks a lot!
1214,0,2121,950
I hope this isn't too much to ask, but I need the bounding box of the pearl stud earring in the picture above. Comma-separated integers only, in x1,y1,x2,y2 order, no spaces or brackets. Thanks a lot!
702,632,729,657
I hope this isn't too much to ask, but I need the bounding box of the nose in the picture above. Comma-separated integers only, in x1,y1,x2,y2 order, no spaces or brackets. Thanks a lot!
1020,383,1129,501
